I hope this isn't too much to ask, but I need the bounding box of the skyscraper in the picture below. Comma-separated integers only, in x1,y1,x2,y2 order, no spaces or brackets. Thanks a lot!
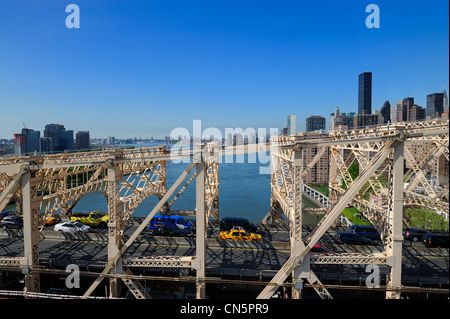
379,101,391,124
287,115,296,136
426,93,444,118
44,124,74,152
22,128,40,154
75,131,90,150
443,85,448,112
358,72,372,115
306,115,326,132
44,124,65,151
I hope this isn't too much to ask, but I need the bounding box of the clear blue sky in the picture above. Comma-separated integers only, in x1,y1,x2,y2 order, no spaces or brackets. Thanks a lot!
0,0,448,139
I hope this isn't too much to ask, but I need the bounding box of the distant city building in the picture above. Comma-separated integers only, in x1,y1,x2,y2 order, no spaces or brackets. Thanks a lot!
379,100,391,124
21,128,40,154
59,130,74,151
330,106,354,130
390,100,401,123
306,116,326,132
14,133,26,156
40,137,53,153
353,111,382,128
75,131,90,150
44,124,65,151
299,132,329,185
44,124,73,152
409,105,426,122
388,97,426,123
426,93,444,118
358,72,372,115
287,115,296,135
443,85,449,112
108,136,116,145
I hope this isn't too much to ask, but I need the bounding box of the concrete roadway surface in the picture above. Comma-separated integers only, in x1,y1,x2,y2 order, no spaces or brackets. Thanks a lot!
0,223,448,281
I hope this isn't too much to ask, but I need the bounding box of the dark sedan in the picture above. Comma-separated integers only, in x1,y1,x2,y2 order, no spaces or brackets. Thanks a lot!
403,228,428,242
334,231,373,245
150,225,193,237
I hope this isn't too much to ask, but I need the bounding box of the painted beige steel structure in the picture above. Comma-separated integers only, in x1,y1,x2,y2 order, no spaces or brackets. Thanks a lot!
260,118,449,299
0,144,219,299
0,118,448,299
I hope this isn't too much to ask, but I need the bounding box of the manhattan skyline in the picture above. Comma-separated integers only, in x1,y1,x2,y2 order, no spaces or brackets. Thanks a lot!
0,0,448,139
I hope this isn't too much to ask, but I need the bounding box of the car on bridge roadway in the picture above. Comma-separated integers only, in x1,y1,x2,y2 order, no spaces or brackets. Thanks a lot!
334,231,373,245
54,221,92,233
403,228,428,242
349,225,381,242
0,216,23,229
423,232,450,248
149,225,193,237
309,244,334,255
219,226,263,242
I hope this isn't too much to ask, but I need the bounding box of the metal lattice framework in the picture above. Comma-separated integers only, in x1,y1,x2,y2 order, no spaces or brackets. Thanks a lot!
0,119,448,299
261,118,449,299
0,144,219,299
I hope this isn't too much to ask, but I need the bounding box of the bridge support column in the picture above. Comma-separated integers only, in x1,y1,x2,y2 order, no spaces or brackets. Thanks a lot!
291,149,305,299
21,168,40,294
107,160,124,298
195,155,207,299
386,141,404,299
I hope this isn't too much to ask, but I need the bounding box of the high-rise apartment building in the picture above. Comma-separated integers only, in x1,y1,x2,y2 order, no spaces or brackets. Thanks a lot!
287,115,296,136
21,128,40,154
358,72,372,115
306,116,326,132
300,132,329,185
44,124,73,152
397,97,416,122
14,133,26,156
40,137,53,153
75,131,90,150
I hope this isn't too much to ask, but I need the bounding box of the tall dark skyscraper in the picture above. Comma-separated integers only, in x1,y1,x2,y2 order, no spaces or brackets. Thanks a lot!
426,93,444,118
358,72,372,115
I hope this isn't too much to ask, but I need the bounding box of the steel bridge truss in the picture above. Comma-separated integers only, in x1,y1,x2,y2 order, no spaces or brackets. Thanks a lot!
261,118,449,299
0,119,448,299
0,144,219,299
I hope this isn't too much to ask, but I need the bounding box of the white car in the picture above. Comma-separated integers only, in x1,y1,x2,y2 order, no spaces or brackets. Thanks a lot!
54,221,91,233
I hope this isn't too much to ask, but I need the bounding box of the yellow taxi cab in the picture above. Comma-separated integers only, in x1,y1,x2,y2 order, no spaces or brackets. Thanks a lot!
219,226,263,242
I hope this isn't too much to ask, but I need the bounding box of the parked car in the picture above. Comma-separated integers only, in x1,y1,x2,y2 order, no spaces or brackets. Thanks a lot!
150,225,193,237
403,228,428,242
220,217,258,233
54,221,91,233
334,231,373,245
349,225,381,242
422,232,449,248
0,216,23,229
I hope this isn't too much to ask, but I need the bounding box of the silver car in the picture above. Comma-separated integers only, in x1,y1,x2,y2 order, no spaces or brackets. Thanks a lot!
54,221,91,233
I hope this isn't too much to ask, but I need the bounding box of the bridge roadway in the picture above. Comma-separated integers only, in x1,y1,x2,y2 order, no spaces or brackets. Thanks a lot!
1,220,448,288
